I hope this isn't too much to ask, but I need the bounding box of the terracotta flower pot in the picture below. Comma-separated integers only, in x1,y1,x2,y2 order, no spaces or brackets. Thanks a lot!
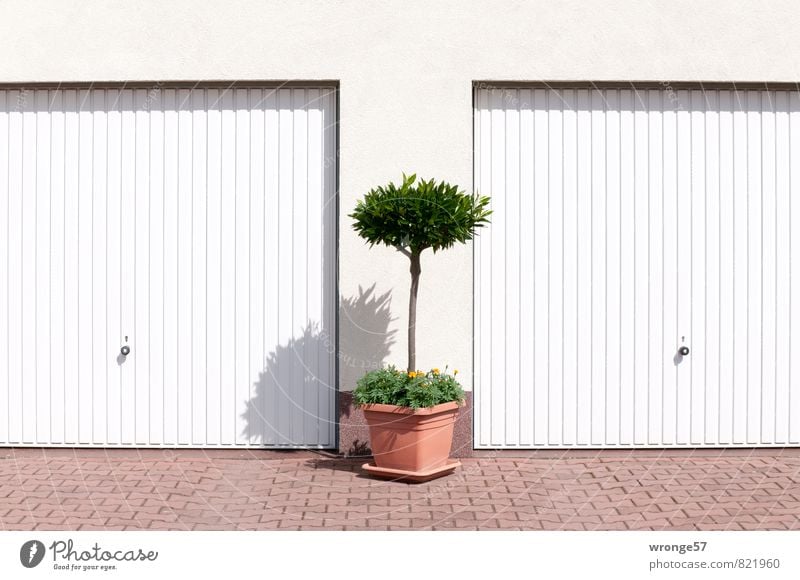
361,401,461,481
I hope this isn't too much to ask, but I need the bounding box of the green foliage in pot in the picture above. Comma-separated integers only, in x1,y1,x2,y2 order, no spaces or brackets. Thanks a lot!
353,366,465,409
350,174,491,373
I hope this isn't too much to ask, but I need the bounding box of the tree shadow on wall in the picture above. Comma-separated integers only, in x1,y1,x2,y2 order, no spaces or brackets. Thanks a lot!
241,284,395,446
338,284,396,394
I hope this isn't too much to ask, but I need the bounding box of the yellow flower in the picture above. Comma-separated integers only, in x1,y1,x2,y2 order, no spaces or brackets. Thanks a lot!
454,369,459,375
407,371,417,378
432,368,440,375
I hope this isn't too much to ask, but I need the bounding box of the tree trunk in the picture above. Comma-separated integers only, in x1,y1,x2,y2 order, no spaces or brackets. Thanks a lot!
408,251,421,372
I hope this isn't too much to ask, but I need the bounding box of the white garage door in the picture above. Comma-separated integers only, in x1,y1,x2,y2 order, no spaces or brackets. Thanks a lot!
475,86,800,447
0,85,337,447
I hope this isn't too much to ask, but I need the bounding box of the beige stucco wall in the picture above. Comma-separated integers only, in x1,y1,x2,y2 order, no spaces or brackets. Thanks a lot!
2,0,799,390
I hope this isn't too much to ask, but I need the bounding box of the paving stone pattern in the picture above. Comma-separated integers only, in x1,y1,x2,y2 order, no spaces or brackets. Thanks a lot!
1,449,798,530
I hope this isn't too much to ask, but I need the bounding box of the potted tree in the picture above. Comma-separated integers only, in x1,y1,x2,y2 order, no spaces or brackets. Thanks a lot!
350,174,491,482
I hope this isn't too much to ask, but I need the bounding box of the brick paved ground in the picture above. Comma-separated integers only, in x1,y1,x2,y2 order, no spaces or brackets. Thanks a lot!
0,448,798,530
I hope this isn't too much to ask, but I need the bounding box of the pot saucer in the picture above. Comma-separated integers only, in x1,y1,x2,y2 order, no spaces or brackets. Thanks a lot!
362,460,461,483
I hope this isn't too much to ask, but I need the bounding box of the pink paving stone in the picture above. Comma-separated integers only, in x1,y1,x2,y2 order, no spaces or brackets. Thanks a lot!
0,448,798,530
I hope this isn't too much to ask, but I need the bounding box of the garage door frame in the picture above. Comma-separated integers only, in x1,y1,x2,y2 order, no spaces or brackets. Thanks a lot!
472,80,800,449
0,80,341,449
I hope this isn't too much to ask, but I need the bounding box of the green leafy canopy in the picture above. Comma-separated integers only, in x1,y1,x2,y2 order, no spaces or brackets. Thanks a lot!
349,173,491,256
353,366,466,409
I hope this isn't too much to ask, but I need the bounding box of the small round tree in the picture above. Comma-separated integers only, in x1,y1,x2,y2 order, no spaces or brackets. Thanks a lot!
350,174,491,372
